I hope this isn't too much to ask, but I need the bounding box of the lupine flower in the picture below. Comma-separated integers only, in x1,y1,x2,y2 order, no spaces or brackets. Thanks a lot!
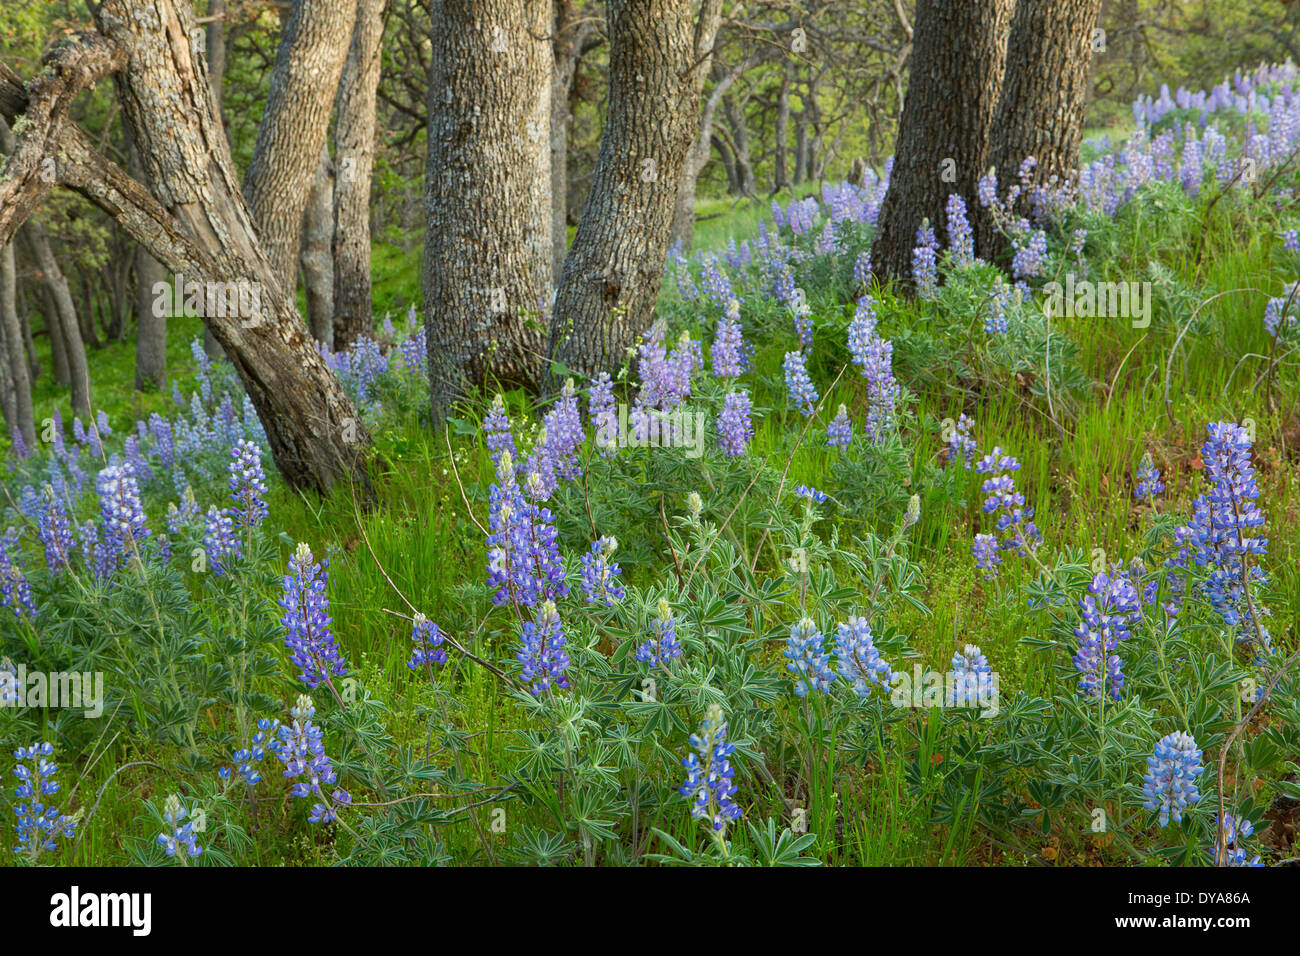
912,220,939,299
1216,814,1263,867
852,250,873,287
1011,227,1048,280
785,618,834,696
280,542,348,690
1073,570,1142,700
782,351,819,417
96,462,150,564
973,533,1001,578
637,598,682,668
716,390,754,457
527,379,585,493
795,484,827,504
1172,423,1269,647
947,644,994,707
985,282,1011,335
11,742,76,857
484,394,518,466
976,447,1040,559
579,536,625,607
203,506,241,577
228,439,268,529
1134,452,1165,501
679,705,743,834
826,404,853,448
847,296,878,368
0,529,36,622
225,718,279,786
407,613,447,670
157,794,203,859
518,600,569,695
834,616,894,696
272,695,351,824
792,294,813,348
946,414,978,468
1142,731,1203,827
0,657,17,706
485,452,567,609
1263,283,1298,339
1284,228,1299,251
945,193,975,265
588,375,618,453
712,299,746,378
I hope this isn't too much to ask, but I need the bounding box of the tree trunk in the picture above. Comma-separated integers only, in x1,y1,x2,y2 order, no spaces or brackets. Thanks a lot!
987,0,1104,212
301,144,336,350
546,0,701,381
424,0,553,419
204,0,229,360
23,220,92,420
242,0,357,299
43,285,69,386
550,0,592,278
773,61,792,192
872,0,1013,285
0,242,35,448
129,134,167,389
666,0,725,248
331,0,386,352
723,93,755,196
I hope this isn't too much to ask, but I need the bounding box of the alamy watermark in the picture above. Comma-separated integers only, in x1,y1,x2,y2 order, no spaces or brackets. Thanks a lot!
152,273,262,325
890,664,1000,718
1042,273,1152,328
595,404,707,459
1,660,104,718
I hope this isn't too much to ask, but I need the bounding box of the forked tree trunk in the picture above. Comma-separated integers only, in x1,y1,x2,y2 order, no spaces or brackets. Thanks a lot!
23,220,92,420
331,0,386,352
0,241,35,448
986,0,1104,214
547,0,701,380
873,0,1013,284
301,144,335,350
424,0,553,420
242,0,357,298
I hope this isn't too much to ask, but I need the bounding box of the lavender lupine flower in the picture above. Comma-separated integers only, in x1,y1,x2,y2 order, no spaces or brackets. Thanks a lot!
1,658,17,707
203,506,241,577
96,462,150,563
225,717,279,786
407,613,447,670
826,404,853,448
1142,731,1203,827
637,598,682,667
679,705,742,834
946,413,978,468
834,616,894,697
280,542,348,690
699,254,733,309
847,296,878,367
1284,228,1299,251
157,794,203,859
579,536,625,607
1173,423,1269,647
947,644,994,707
588,375,619,453
852,250,873,287
985,282,1011,335
912,220,939,299
11,742,76,857
795,484,828,504
1073,571,1143,700
973,533,1001,578
228,439,268,529
1011,227,1048,280
792,294,813,349
272,695,351,824
976,447,1040,557
716,390,754,457
529,379,585,490
1263,283,1299,339
484,394,518,466
1134,452,1165,501
517,600,569,695
1216,814,1263,867
782,351,819,417
712,299,746,378
785,618,834,696
945,193,975,266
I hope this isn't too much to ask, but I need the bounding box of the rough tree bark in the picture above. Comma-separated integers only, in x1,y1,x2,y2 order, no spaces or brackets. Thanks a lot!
242,0,357,298
0,241,35,448
301,144,335,350
985,0,1104,221
872,0,1013,285
546,0,702,381
424,0,553,420
129,140,166,390
0,2,372,494
203,0,229,359
331,0,386,352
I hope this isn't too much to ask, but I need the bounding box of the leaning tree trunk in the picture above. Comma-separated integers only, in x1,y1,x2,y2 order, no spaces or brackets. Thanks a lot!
23,220,92,420
129,141,166,390
41,285,70,386
0,241,35,448
984,0,1104,236
203,0,229,360
872,0,1013,285
242,0,357,299
301,144,335,350
668,0,727,248
546,0,701,381
0,0,373,494
331,0,386,352
424,0,553,421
